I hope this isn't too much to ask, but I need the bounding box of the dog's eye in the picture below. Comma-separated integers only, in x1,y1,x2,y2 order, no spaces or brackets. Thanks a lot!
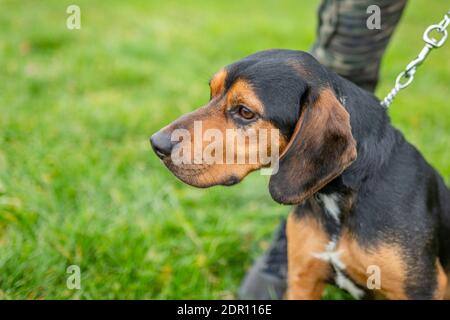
237,105,255,120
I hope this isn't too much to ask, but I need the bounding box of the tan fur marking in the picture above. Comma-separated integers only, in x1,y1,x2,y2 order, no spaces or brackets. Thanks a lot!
444,272,450,300
226,79,265,115
337,232,407,299
210,69,227,97
286,213,331,300
435,262,448,299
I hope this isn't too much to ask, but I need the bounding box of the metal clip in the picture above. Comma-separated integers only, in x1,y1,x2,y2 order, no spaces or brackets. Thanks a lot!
424,25,448,48
381,11,449,108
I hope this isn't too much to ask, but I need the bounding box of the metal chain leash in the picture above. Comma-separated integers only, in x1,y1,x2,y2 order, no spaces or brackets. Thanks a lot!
381,10,450,108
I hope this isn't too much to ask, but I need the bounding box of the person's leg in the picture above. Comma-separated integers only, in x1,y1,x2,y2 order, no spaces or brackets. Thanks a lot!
311,0,408,92
238,219,288,300
238,0,407,300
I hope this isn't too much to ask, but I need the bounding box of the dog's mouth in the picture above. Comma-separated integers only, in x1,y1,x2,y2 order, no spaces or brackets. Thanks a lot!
161,158,241,188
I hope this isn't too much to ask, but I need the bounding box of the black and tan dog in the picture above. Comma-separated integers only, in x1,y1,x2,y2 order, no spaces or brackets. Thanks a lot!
150,49,450,299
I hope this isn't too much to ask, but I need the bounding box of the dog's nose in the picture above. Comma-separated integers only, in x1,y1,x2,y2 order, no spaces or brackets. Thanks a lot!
150,131,173,159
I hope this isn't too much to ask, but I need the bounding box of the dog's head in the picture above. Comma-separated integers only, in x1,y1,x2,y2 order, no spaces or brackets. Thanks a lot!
151,49,357,204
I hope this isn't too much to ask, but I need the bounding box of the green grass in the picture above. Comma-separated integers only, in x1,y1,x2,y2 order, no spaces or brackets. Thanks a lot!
0,0,448,299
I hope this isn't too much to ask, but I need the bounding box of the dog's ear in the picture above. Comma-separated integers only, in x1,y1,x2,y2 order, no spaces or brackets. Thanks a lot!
269,88,357,204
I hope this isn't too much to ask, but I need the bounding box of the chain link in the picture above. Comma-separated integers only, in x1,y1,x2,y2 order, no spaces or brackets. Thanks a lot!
381,10,450,108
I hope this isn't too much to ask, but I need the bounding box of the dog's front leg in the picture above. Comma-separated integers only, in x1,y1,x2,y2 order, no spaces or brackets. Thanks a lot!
286,212,331,300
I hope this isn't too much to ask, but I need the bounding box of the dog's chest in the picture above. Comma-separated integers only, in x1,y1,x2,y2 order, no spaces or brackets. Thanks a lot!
314,193,366,299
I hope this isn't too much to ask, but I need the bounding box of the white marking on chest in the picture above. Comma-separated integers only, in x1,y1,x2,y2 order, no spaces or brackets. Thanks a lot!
313,239,365,300
319,193,341,222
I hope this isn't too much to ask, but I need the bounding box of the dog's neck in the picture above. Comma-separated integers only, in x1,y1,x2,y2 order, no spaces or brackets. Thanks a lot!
327,72,400,192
